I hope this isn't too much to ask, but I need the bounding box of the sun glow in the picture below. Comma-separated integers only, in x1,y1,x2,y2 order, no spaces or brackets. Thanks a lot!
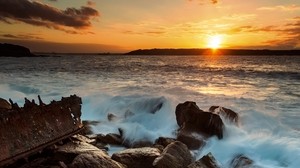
207,35,222,49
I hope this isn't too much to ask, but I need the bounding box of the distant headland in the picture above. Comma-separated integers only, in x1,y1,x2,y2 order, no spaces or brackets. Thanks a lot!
0,43,35,57
125,48,300,56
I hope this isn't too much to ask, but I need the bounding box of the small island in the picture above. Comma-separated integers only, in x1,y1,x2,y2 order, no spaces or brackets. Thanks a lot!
0,43,35,57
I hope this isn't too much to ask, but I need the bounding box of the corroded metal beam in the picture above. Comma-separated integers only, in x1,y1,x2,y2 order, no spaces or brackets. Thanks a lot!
0,95,83,166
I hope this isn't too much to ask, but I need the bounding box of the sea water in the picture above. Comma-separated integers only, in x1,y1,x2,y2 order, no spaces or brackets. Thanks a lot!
0,55,299,167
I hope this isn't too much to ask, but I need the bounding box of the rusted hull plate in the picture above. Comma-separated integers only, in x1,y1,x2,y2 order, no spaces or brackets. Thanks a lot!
0,95,83,166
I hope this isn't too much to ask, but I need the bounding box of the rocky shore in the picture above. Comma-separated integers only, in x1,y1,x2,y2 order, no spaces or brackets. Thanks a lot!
0,97,259,168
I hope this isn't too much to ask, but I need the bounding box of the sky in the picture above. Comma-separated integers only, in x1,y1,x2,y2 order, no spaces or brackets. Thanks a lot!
0,0,299,53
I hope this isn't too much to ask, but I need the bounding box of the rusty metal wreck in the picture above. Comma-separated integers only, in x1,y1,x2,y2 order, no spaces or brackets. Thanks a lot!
0,95,83,166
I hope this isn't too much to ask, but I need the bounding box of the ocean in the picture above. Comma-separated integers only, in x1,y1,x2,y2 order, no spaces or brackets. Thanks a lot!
0,55,299,167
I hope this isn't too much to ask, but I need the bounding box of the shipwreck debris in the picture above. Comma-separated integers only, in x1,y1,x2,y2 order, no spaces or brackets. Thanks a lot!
0,95,83,167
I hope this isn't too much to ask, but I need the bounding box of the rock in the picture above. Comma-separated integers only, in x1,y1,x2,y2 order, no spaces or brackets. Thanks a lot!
54,141,106,163
0,98,11,109
154,137,176,148
130,140,153,148
188,152,220,168
108,113,118,121
112,147,161,168
153,144,164,152
176,131,205,150
230,154,255,168
97,133,123,145
116,128,153,148
54,140,124,167
70,153,125,168
209,106,239,123
175,101,202,127
175,101,224,139
153,141,193,168
72,134,96,144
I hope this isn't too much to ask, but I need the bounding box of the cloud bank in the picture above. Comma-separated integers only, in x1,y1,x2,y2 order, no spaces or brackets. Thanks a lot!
0,0,99,33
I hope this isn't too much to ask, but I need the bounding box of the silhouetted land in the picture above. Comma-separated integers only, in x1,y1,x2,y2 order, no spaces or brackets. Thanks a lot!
0,43,36,57
125,48,300,56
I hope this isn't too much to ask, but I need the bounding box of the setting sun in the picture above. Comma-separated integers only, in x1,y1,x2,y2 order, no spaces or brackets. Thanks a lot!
208,35,222,49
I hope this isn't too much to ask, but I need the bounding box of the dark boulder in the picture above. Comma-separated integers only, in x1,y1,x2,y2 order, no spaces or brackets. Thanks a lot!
230,154,255,168
108,113,118,121
209,106,239,124
175,101,224,139
176,131,205,150
111,147,161,168
175,101,202,127
154,137,177,148
153,141,193,168
130,140,153,148
187,152,220,168
97,133,123,145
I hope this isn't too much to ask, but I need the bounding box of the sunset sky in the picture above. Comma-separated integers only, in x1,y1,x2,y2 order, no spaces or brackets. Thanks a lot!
0,0,299,53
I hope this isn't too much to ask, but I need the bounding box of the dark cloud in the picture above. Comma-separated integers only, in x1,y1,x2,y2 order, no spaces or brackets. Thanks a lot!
145,31,165,35
188,0,219,4
0,0,99,33
1,33,43,40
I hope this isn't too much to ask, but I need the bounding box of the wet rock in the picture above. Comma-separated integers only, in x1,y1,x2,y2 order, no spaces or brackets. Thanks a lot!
112,147,161,168
97,133,123,145
70,152,125,168
0,98,11,109
154,137,176,148
176,131,205,150
153,141,193,168
188,152,220,168
176,101,202,127
108,113,118,121
209,106,239,123
54,140,124,167
230,154,255,168
130,140,153,148
176,101,224,139
150,102,163,114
